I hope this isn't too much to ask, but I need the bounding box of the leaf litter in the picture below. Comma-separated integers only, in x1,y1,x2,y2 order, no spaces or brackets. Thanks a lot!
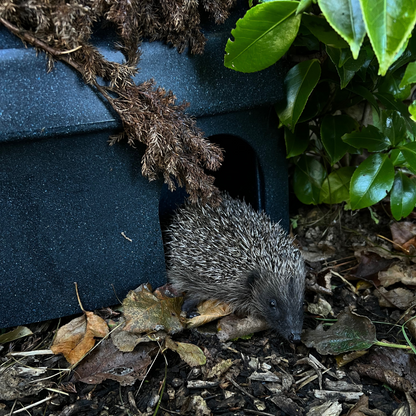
1,206,416,414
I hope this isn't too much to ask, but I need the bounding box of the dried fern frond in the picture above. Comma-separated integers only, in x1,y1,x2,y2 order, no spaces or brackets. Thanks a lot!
0,0,237,204
107,80,223,204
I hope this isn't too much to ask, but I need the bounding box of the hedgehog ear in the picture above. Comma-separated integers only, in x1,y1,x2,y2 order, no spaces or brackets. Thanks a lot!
246,269,261,289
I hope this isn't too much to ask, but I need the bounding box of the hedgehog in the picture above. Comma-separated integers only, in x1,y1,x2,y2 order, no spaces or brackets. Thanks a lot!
165,193,305,343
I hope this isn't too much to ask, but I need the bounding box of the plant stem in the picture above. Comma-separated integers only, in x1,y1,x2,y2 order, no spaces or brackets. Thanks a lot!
374,341,412,350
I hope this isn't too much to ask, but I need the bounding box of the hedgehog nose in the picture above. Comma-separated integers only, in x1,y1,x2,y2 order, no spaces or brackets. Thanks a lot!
289,332,301,344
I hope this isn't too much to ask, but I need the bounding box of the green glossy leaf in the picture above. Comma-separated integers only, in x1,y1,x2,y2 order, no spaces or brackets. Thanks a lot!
375,110,407,147
390,149,406,166
359,0,416,75
400,142,416,174
347,85,380,116
299,81,331,122
400,61,416,88
276,59,321,130
409,100,416,123
375,92,416,137
293,25,321,50
284,124,310,158
350,153,394,209
320,114,358,165
355,44,376,83
293,155,327,204
379,70,412,101
224,1,301,73
302,14,348,48
342,125,391,151
318,0,366,58
320,166,355,204
327,46,367,88
376,92,409,115
296,0,313,14
390,171,416,220
389,36,416,73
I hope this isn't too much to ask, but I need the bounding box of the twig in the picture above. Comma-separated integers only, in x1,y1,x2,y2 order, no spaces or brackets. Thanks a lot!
58,45,82,55
153,340,168,416
330,270,358,294
8,350,53,357
8,395,57,415
121,231,133,242
135,343,161,397
74,282,85,312
0,17,78,56
225,375,256,401
377,234,410,254
327,255,356,263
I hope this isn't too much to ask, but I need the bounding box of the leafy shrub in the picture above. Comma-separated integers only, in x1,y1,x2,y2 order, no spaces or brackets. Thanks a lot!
225,0,416,220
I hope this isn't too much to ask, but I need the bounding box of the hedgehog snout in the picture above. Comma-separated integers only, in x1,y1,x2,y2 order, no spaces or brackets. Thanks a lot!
288,331,302,344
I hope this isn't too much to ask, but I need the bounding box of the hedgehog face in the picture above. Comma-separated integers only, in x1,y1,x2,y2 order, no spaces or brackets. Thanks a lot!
248,267,305,343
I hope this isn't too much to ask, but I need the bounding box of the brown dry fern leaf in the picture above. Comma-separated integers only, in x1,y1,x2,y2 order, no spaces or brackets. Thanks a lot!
107,80,223,205
0,0,236,204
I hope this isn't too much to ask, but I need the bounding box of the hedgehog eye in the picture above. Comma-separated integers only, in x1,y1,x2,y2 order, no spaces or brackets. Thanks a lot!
269,299,277,309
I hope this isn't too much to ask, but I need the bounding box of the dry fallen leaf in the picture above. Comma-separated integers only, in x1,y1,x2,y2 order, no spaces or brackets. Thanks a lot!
206,359,233,379
165,336,206,367
187,299,232,328
351,347,416,393
374,287,416,309
0,326,32,344
335,350,368,368
51,312,109,365
354,250,394,279
122,283,183,335
111,318,167,352
72,338,157,386
345,395,372,416
216,314,269,342
307,297,334,318
390,222,416,248
378,263,416,288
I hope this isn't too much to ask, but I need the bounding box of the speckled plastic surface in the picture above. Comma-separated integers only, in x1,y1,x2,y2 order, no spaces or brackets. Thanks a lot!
0,133,164,328
0,3,287,328
0,6,285,141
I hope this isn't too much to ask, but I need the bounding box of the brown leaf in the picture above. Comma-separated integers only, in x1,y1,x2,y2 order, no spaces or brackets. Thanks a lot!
165,336,206,367
351,347,416,393
187,299,232,328
378,262,416,287
390,221,416,249
72,338,157,386
206,359,234,380
374,287,416,309
153,283,179,300
111,318,167,352
216,314,269,342
0,326,33,344
307,297,334,318
354,251,394,279
335,350,368,367
51,312,109,365
346,395,369,416
122,283,184,334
